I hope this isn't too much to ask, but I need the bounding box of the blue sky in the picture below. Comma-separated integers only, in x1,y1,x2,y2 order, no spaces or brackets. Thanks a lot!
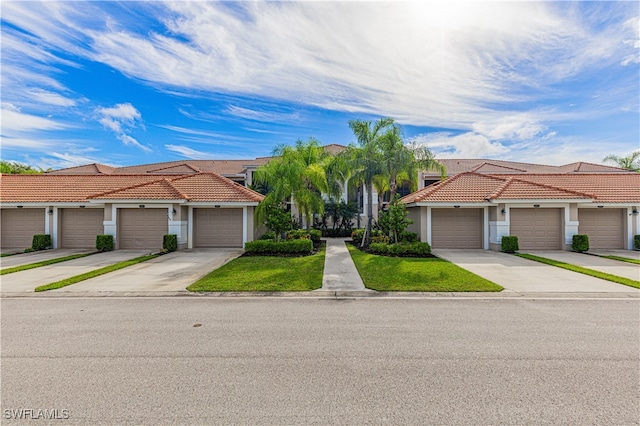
1,1,638,169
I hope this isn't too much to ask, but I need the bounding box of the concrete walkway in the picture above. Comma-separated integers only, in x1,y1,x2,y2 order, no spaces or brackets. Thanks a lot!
319,238,366,291
525,250,639,282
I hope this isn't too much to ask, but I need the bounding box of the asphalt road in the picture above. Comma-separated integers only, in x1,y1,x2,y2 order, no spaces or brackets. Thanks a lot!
1,297,638,425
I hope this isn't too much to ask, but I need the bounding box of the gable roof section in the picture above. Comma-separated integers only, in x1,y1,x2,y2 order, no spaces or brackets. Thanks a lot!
556,162,630,173
422,159,631,177
402,172,601,204
46,163,116,175
1,173,264,203
470,162,527,174
147,163,200,174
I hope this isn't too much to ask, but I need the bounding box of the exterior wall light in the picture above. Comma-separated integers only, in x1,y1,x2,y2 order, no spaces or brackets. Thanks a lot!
172,208,177,215
47,208,53,215
501,208,506,214
632,209,639,215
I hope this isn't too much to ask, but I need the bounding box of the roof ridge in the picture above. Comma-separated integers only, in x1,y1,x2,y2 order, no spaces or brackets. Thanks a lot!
87,177,167,199
509,177,594,199
487,176,513,199
167,172,264,202
148,163,201,173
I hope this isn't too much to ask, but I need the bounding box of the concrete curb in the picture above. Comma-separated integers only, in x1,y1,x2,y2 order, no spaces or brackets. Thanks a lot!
2,290,637,299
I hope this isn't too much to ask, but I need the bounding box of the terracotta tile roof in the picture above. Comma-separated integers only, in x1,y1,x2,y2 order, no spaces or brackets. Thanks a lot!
46,163,116,175
323,144,348,155
493,174,640,203
147,163,200,174
1,173,264,203
401,172,618,204
89,173,264,203
422,159,631,177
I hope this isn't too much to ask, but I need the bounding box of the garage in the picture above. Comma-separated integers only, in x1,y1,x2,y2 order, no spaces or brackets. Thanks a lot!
578,208,624,249
0,208,45,249
118,208,167,249
431,208,482,249
60,208,104,248
194,208,243,248
510,208,562,250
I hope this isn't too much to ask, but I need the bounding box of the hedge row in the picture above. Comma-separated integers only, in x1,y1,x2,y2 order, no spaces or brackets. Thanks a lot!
368,242,431,257
244,239,313,255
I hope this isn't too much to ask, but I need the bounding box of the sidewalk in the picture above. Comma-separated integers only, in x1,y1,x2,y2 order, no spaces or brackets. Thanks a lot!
319,238,367,291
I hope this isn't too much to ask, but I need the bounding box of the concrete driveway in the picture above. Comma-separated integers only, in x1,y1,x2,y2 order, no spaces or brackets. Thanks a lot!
0,249,93,270
524,251,639,282
55,249,242,292
433,249,637,293
1,250,150,293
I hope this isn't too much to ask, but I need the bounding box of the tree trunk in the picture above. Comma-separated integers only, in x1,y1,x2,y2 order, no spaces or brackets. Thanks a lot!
365,181,373,246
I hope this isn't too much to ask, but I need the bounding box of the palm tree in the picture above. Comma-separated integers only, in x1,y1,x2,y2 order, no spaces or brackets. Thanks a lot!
346,118,396,242
254,138,330,232
603,151,640,172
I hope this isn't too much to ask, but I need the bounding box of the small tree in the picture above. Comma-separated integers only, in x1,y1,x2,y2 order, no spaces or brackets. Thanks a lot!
262,201,292,241
377,196,413,244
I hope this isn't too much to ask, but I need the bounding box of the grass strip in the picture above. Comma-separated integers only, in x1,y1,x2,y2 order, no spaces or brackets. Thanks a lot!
1,253,92,275
1,253,20,258
599,255,640,265
188,244,325,292
347,244,502,292
35,254,159,292
516,253,640,289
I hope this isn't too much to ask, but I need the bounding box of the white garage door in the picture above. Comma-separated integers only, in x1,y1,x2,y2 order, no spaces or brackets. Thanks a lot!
578,209,624,249
431,208,482,249
119,208,167,250
0,209,45,249
510,208,562,250
60,209,104,248
194,208,243,248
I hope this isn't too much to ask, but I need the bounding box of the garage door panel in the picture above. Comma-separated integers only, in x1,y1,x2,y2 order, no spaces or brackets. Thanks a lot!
194,208,243,248
61,209,104,248
119,209,167,250
578,209,624,249
510,208,562,250
431,208,482,249
1,209,45,248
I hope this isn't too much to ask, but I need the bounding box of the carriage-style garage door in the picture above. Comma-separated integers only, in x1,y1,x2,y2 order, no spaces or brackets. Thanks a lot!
510,208,562,250
194,208,243,248
0,209,45,249
118,208,167,249
431,208,482,249
578,208,624,249
60,208,103,248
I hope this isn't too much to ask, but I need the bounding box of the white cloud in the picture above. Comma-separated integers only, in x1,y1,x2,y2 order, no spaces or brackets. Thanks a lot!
225,106,300,123
410,132,509,158
96,103,150,153
119,134,152,154
1,104,69,135
164,144,213,159
27,89,78,107
471,115,546,141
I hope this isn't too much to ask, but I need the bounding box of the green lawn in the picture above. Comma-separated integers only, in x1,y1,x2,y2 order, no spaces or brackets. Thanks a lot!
187,244,326,292
599,255,640,265
516,253,640,289
347,244,502,292
1,253,92,275
35,254,159,292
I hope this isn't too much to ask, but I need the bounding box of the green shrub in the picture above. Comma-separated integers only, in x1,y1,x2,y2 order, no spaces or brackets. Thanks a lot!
259,231,275,241
31,234,52,251
244,239,313,255
368,242,431,257
400,231,418,243
634,235,640,250
571,234,589,253
371,235,390,244
501,236,519,253
351,229,365,245
96,234,114,252
163,234,178,252
309,229,322,242
287,229,310,240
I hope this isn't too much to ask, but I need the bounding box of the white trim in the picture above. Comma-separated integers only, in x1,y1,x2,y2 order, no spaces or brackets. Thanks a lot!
577,203,635,208
414,202,491,207
187,206,194,249
242,206,248,247
426,207,432,245
88,199,186,205
627,207,633,250
184,202,260,207
492,198,590,204
44,207,50,235
483,207,489,250
52,207,59,249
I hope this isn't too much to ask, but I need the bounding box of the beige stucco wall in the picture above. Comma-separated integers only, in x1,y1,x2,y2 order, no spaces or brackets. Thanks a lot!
406,207,421,237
